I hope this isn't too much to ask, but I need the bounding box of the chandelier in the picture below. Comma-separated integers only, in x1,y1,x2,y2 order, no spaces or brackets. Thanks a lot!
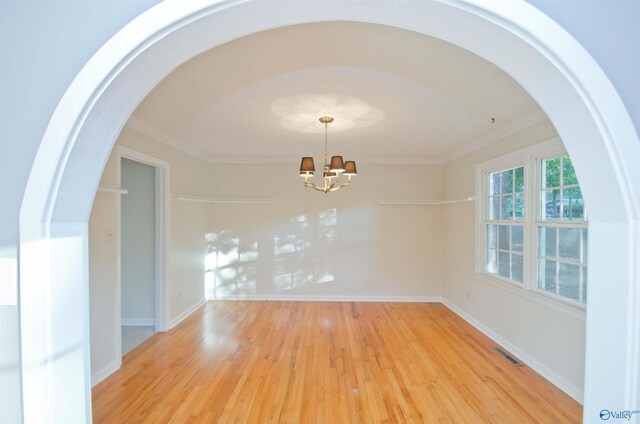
299,117,357,193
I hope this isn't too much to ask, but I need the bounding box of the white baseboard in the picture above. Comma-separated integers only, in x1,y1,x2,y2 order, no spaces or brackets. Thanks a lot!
441,298,583,404
213,294,442,303
91,358,121,387
121,318,155,326
169,298,206,329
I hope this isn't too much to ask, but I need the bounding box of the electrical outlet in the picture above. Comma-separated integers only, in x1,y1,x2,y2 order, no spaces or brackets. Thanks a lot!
467,291,471,301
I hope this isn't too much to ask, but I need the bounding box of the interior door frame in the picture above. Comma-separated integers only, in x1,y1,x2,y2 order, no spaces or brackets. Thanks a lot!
116,146,171,362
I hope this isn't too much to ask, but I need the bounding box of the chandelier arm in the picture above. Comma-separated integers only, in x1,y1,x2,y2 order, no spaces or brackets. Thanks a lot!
329,180,352,192
332,172,345,189
305,180,329,193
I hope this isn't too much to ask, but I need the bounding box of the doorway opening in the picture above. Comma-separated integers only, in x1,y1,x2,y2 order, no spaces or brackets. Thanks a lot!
116,147,170,350
120,157,157,355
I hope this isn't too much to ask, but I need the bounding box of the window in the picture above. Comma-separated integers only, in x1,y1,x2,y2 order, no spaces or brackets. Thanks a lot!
485,166,525,282
476,139,588,310
537,154,588,303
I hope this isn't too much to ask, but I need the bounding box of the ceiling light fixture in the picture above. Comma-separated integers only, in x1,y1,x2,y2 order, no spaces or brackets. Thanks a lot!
299,117,357,193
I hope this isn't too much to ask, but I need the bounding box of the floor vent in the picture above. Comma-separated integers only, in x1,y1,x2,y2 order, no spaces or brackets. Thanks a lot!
494,347,523,366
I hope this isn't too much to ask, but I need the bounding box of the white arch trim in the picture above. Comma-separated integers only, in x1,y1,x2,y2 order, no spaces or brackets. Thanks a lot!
19,0,640,422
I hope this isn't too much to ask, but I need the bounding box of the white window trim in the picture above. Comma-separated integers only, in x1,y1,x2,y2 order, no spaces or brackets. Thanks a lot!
475,137,586,320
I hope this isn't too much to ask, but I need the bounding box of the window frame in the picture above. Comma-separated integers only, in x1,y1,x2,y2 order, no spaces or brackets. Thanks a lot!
475,138,587,319
533,148,588,305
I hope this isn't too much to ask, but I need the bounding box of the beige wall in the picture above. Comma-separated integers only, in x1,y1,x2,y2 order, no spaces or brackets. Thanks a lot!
442,119,586,401
208,163,444,299
170,199,209,316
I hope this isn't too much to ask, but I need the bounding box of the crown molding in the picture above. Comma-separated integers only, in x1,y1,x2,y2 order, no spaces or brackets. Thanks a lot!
207,156,446,165
378,196,475,205
357,157,446,165
208,156,299,164
125,116,212,162
125,109,548,166
442,108,548,163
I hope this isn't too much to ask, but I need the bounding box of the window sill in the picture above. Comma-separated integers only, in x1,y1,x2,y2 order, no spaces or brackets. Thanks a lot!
475,272,586,320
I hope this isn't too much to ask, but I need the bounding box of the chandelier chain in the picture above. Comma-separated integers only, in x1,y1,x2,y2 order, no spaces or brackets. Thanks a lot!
323,120,329,172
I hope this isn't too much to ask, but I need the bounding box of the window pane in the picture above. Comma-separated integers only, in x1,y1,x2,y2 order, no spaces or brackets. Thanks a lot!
562,155,578,186
486,224,496,249
558,228,580,261
511,225,523,252
498,225,510,250
500,195,513,220
486,248,497,273
501,169,513,194
540,154,585,221
543,189,561,220
490,172,501,196
582,229,588,263
498,251,510,279
489,196,500,220
544,157,560,188
559,263,580,301
512,253,523,282
514,193,524,220
539,227,557,258
538,259,557,292
514,166,524,193
563,187,585,220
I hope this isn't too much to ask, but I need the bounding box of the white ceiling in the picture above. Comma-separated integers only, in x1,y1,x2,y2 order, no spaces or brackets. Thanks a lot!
129,21,542,164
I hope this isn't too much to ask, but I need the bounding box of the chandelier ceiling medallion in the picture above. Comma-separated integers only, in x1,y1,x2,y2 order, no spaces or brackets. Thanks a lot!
299,116,357,193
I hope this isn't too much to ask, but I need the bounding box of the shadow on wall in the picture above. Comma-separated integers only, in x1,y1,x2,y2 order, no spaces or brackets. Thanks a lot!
205,208,339,299
205,229,258,298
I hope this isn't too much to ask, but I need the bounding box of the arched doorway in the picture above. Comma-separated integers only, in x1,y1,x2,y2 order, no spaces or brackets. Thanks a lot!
19,1,640,422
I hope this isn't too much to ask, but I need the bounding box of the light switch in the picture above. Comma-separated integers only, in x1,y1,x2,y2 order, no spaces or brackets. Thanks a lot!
106,228,114,242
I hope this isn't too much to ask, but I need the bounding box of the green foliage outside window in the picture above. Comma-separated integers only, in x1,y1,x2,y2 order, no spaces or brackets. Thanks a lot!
542,154,584,220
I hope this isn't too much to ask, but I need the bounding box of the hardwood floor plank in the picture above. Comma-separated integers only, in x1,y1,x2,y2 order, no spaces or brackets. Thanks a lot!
93,301,582,423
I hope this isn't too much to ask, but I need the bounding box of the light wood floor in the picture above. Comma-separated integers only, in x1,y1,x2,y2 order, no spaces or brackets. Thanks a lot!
93,301,582,423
